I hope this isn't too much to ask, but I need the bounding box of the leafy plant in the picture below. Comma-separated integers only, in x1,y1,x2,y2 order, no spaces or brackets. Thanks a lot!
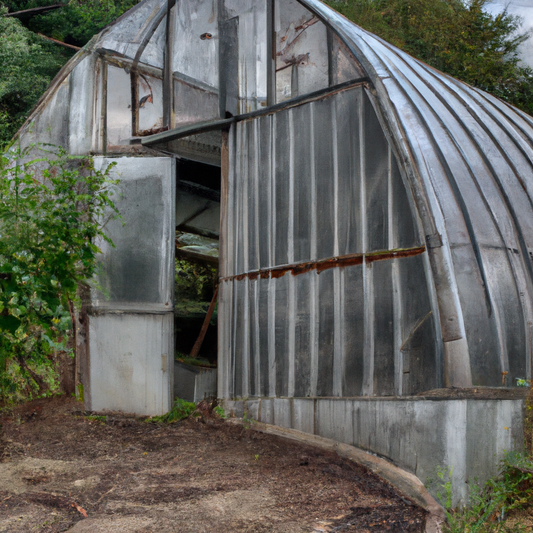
175,258,217,302
0,143,120,401
326,0,533,115
214,405,227,419
433,453,533,532
151,398,196,424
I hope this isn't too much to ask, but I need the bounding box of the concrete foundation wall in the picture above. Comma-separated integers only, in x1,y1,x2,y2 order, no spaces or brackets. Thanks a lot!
223,397,524,505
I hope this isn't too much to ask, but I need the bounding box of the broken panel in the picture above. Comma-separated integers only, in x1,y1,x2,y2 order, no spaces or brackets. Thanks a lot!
138,74,164,135
173,76,219,128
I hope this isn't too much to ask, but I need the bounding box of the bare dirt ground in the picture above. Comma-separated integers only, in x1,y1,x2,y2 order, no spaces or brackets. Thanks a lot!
0,397,426,533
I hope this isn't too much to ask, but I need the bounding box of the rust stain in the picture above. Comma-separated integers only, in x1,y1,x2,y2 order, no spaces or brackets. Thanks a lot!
271,268,287,279
220,246,426,283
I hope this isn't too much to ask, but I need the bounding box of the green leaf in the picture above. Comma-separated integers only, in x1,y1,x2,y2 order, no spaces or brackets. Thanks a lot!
0,314,21,334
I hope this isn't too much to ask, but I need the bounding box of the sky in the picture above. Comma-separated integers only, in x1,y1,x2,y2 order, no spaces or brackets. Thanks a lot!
484,0,533,68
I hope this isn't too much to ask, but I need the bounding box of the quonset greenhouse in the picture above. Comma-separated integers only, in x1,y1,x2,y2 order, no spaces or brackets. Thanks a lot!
16,0,533,502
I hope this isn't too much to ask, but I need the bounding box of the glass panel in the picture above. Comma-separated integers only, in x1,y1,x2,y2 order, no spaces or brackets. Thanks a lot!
92,157,175,308
343,264,364,396
98,0,165,60
399,255,438,394
372,260,395,395
274,275,289,396
317,269,334,396
171,0,220,125
221,0,268,114
173,78,219,128
364,91,389,252
275,0,328,102
294,272,312,397
172,0,219,89
106,64,132,148
330,33,366,85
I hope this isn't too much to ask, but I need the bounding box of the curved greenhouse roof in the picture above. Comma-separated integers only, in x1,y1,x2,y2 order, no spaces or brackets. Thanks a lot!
17,0,533,395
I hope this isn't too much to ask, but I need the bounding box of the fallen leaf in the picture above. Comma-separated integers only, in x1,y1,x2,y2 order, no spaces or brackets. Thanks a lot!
71,502,88,518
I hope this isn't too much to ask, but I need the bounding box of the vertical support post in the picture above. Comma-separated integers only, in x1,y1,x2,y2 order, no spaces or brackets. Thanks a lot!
163,0,173,130
266,0,276,106
131,71,139,137
218,130,230,398
100,59,108,155
190,286,219,359
327,27,335,87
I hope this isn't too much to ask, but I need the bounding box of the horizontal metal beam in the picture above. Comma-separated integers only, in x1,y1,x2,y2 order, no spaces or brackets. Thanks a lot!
142,118,234,145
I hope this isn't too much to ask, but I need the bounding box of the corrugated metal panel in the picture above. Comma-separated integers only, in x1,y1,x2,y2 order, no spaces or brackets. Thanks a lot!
221,85,438,397
300,0,533,387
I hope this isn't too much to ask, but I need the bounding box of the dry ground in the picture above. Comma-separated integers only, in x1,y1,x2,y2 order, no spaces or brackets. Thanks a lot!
0,397,426,532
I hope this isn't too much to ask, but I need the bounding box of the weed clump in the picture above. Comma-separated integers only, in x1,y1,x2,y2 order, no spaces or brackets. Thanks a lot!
152,398,196,424
435,451,533,531
150,398,225,424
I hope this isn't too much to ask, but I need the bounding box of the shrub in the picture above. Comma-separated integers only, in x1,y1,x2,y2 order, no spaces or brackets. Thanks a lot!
0,144,119,401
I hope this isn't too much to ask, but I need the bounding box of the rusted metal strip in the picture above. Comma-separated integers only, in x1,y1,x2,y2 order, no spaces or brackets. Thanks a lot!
220,245,426,282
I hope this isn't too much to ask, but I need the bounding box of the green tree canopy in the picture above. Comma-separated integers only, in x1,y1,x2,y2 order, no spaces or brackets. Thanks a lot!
2,0,140,46
326,0,533,114
0,8,68,147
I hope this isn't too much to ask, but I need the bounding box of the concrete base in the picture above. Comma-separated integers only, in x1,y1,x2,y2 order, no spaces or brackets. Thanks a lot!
223,396,524,505
174,362,217,403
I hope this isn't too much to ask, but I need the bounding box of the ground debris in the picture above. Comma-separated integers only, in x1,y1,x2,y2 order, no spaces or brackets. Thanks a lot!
0,397,426,532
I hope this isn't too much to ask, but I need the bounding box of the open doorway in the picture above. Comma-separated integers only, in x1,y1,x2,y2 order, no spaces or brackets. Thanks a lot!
173,158,221,400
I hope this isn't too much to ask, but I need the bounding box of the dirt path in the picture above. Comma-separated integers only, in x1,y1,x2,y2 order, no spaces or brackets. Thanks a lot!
0,397,426,532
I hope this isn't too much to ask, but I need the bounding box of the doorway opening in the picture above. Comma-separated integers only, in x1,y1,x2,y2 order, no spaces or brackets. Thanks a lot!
174,158,221,372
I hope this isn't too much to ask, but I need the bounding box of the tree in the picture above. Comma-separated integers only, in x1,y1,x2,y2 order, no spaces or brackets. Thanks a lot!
326,0,533,115
0,7,67,148
0,145,119,401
